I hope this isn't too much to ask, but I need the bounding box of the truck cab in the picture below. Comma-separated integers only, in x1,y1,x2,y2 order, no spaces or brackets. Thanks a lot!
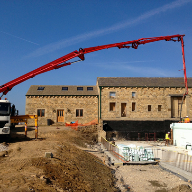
0,99,11,134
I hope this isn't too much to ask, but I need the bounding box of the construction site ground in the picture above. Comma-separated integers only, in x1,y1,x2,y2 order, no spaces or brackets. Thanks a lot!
0,125,191,192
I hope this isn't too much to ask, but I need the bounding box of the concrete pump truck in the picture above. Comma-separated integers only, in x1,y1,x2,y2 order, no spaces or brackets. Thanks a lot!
0,34,188,137
0,99,17,135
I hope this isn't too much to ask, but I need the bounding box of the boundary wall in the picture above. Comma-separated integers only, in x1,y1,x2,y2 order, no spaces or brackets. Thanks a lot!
101,137,126,163
101,137,192,174
153,148,192,173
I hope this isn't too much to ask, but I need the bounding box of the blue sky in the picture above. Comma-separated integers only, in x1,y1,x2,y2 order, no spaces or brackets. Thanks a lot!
0,0,192,114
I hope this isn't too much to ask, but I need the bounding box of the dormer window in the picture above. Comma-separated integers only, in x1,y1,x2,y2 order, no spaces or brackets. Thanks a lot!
62,87,68,91
87,87,93,91
37,87,45,90
77,87,83,91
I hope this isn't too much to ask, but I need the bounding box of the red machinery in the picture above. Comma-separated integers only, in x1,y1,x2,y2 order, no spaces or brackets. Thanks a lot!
0,34,188,98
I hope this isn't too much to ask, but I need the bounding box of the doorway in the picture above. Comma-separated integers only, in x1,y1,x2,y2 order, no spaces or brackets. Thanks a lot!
57,109,64,122
171,96,186,118
121,103,127,117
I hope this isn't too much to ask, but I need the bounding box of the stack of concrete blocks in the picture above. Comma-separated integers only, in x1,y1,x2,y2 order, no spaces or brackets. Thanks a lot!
117,144,154,162
117,144,130,161
144,148,154,161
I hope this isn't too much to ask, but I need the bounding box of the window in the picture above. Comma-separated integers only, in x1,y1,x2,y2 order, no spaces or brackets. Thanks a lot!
37,87,45,90
109,103,116,111
77,87,83,91
132,92,136,98
37,109,45,117
158,105,162,111
62,87,68,91
148,105,151,111
109,92,116,98
87,87,93,91
132,102,136,111
76,109,83,117
0,103,10,116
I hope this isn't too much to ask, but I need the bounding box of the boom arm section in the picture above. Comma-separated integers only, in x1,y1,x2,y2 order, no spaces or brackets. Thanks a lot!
0,34,187,97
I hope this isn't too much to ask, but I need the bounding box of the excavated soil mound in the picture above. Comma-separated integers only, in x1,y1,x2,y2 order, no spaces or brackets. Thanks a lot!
0,125,192,192
0,126,117,191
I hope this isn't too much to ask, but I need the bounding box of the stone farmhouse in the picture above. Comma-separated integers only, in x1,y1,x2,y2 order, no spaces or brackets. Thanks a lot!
25,77,192,140
25,85,98,125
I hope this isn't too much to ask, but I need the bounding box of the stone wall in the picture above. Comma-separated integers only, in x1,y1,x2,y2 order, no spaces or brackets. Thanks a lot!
25,95,98,125
97,120,106,142
100,87,191,120
25,85,192,128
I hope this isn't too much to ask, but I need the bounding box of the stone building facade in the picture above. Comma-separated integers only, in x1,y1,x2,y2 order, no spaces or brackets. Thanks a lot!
25,77,192,139
96,77,192,139
25,85,98,125
97,77,192,120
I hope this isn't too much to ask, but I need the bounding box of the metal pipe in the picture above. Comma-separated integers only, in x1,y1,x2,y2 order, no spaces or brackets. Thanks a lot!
181,36,188,95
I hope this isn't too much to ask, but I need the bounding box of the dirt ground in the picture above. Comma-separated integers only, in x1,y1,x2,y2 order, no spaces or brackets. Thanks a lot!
0,125,191,192
115,164,192,192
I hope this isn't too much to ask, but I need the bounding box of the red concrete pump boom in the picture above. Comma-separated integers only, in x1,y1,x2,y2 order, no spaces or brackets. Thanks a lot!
0,34,188,98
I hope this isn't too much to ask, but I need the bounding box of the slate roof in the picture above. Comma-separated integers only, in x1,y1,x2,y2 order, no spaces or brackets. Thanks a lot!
97,77,192,88
26,77,192,96
26,85,98,96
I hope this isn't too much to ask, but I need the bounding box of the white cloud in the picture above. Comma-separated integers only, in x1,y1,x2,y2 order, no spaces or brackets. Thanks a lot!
26,0,191,58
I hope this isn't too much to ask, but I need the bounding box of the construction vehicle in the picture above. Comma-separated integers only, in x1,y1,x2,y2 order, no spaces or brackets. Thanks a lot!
0,98,37,137
0,34,188,136
0,99,11,135
0,99,17,135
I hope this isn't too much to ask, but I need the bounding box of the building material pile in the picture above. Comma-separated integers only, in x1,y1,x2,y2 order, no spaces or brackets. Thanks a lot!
117,144,154,162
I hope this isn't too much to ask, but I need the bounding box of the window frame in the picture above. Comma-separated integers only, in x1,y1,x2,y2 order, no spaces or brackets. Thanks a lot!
132,102,136,111
109,102,116,111
37,87,45,91
77,87,83,91
132,92,136,98
37,109,45,117
109,92,116,98
148,105,152,112
62,87,68,91
158,105,162,111
87,87,93,91
76,109,83,117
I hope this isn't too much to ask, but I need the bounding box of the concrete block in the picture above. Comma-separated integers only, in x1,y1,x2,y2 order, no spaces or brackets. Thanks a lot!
45,152,53,158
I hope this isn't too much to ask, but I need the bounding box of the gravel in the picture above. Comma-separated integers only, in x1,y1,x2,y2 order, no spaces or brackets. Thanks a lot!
114,164,192,192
